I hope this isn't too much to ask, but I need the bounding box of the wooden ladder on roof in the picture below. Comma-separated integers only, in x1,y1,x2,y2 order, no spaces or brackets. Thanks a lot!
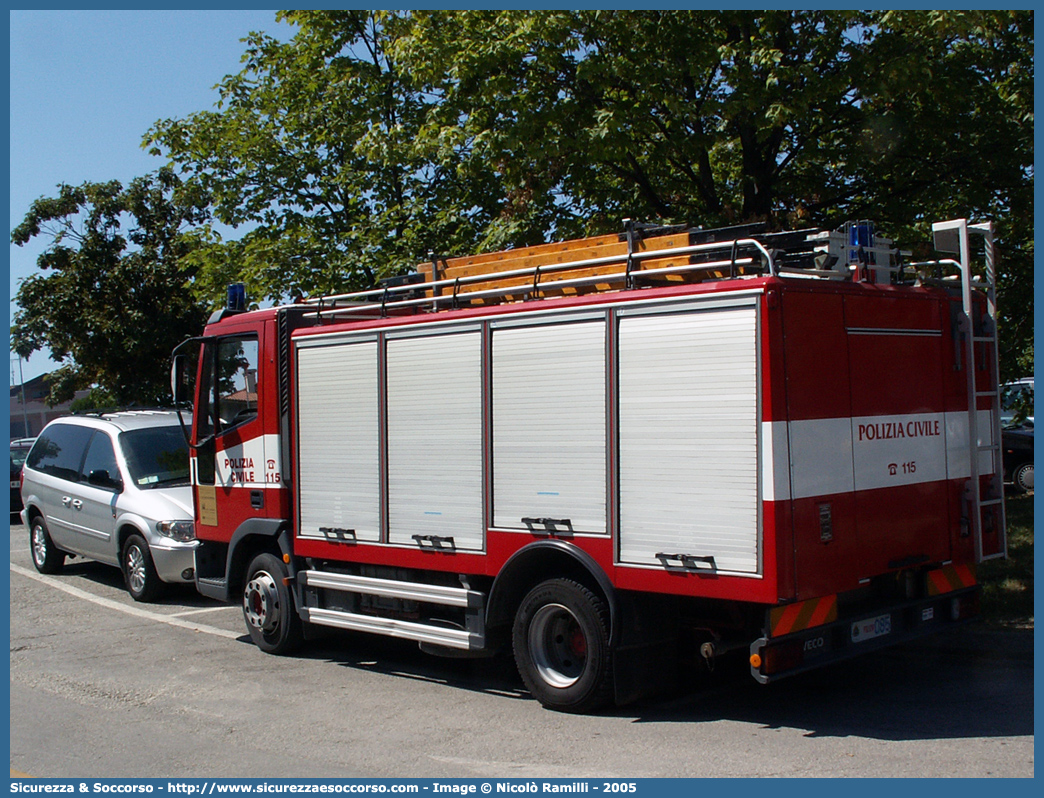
418,222,706,305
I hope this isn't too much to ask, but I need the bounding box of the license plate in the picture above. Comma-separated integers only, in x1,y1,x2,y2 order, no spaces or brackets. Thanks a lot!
10,481,19,489
851,613,892,643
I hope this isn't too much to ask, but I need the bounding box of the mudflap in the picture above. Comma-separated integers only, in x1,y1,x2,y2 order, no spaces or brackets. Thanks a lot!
749,585,980,684
612,591,681,706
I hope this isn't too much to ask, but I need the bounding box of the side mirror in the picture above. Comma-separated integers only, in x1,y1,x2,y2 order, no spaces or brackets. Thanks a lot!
171,353,192,406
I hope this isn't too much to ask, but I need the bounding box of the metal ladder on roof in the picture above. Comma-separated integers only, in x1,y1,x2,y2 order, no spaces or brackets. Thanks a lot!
932,219,1007,562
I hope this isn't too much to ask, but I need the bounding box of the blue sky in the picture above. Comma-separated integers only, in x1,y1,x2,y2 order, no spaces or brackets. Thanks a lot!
8,9,290,384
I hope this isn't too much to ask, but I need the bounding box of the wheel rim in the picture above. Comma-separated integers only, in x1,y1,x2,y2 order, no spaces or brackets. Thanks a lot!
1016,464,1034,492
244,570,281,633
529,603,588,689
126,544,147,594
31,524,47,566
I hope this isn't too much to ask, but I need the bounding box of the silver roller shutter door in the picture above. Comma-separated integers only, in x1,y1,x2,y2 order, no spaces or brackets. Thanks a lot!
618,306,760,574
296,340,381,542
492,320,606,533
386,331,484,550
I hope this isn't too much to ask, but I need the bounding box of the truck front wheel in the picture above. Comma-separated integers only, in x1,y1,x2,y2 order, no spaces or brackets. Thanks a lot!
512,578,612,713
242,552,303,655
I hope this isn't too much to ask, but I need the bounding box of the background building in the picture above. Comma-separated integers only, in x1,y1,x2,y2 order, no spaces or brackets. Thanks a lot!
10,374,90,439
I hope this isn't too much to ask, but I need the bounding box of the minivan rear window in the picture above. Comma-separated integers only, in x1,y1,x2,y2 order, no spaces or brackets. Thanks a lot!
26,424,94,482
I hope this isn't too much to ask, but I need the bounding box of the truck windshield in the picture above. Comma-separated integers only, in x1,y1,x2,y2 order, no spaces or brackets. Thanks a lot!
120,426,191,488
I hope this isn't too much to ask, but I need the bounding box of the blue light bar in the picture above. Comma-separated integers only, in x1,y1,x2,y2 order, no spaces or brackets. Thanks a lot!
227,283,247,312
849,223,874,249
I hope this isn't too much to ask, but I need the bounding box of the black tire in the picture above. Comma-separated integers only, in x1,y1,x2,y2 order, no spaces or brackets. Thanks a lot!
242,552,303,655
123,533,164,602
29,515,65,575
1011,462,1034,494
512,578,613,713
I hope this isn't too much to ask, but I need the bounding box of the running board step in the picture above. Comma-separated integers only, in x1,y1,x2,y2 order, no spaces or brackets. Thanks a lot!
303,607,484,650
299,569,486,651
300,570,484,608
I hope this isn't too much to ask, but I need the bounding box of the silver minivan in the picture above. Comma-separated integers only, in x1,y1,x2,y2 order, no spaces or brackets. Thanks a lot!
20,411,196,601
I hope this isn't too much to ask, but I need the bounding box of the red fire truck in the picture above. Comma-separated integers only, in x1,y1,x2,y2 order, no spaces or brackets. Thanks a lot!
172,217,1005,712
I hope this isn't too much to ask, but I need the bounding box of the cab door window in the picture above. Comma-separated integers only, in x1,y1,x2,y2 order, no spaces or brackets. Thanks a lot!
198,336,259,440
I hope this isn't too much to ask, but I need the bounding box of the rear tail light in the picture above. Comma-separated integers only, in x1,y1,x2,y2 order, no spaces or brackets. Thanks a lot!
755,639,805,676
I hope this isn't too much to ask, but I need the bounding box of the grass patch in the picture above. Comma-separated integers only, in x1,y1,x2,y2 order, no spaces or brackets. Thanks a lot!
978,492,1034,628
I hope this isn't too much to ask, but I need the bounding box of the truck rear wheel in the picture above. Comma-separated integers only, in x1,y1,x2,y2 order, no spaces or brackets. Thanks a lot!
242,552,303,655
512,578,612,713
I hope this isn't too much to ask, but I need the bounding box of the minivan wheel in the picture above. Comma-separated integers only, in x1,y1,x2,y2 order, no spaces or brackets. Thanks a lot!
30,516,65,575
122,534,164,602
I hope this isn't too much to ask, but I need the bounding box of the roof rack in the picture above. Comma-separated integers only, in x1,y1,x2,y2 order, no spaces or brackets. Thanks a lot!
72,407,181,418
302,219,908,321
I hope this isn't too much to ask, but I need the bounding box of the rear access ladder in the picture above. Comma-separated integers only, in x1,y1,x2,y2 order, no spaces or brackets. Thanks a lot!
932,219,1007,562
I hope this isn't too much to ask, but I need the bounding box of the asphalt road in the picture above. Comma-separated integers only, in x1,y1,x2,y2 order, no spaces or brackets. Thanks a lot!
8,517,1034,779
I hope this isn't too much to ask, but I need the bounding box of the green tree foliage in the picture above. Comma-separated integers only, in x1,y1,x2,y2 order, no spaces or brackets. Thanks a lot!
393,10,878,235
143,9,1031,374
145,10,499,301
849,12,1034,380
10,169,211,406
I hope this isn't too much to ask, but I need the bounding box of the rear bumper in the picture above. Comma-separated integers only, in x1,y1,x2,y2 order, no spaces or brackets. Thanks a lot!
749,585,980,684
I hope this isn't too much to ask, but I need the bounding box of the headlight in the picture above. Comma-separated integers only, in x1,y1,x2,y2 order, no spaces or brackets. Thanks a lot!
156,520,196,542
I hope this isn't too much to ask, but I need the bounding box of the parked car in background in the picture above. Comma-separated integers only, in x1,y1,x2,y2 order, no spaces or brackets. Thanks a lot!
20,411,196,601
1001,378,1034,427
1002,424,1034,494
10,437,36,514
